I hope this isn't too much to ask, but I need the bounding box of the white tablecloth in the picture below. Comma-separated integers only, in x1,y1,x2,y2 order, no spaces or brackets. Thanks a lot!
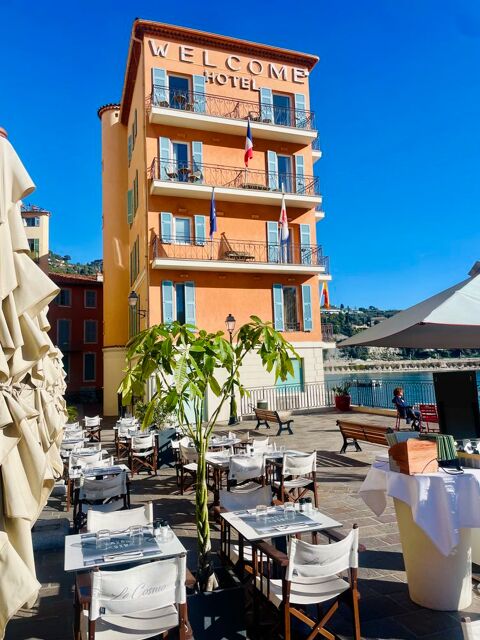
359,460,480,556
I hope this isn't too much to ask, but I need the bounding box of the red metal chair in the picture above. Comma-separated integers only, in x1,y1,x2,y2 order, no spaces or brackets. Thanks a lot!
419,404,440,432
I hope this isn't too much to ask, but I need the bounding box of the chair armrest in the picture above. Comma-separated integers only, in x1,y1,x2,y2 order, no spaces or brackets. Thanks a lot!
253,540,289,567
76,572,92,606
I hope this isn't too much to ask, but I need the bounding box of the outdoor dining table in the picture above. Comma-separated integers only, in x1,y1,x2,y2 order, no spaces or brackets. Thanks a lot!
359,455,480,611
64,526,187,572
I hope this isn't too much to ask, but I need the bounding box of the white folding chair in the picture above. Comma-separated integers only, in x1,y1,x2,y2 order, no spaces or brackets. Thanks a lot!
60,440,83,460
272,451,318,507
462,617,480,640
74,472,128,531
178,438,198,495
76,555,188,639
129,434,157,476
70,450,104,475
228,454,265,489
250,437,270,454
253,527,361,640
84,415,102,442
87,502,153,533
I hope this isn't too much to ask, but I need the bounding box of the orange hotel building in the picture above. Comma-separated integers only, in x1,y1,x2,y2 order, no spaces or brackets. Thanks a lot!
99,19,333,417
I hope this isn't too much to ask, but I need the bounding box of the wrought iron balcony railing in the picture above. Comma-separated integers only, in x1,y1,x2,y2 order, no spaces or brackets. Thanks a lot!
150,158,321,197
321,323,335,342
149,86,316,131
152,235,330,271
312,136,322,151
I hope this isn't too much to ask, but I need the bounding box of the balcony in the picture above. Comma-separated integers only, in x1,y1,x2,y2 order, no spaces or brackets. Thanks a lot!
148,87,318,145
151,235,330,276
149,158,322,208
312,136,322,162
321,323,336,345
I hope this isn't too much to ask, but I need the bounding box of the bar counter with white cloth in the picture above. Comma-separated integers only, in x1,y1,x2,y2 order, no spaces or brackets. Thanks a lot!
359,455,480,611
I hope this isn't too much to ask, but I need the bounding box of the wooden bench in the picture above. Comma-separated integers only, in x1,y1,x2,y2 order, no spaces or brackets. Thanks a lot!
337,419,389,453
254,408,294,436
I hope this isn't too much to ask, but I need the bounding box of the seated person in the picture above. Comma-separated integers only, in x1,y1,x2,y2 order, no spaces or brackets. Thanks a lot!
392,387,421,430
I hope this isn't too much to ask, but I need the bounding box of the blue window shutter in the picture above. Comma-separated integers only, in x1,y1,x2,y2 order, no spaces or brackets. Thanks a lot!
192,141,203,173
162,281,174,324
260,88,273,122
267,150,278,190
158,137,171,180
301,284,313,332
294,93,307,128
194,215,207,246
272,284,284,331
152,68,168,105
295,154,306,194
299,224,312,264
267,221,279,262
193,75,206,113
160,212,173,244
127,189,133,225
184,282,196,325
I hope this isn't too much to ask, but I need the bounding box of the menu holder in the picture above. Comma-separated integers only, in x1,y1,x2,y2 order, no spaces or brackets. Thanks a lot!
388,439,438,475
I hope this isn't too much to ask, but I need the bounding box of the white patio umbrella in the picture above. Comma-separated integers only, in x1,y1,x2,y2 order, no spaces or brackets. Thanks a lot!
338,266,480,349
0,129,64,637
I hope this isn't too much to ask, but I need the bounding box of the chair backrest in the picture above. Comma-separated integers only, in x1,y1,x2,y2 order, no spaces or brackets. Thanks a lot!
283,451,316,477
462,617,480,640
251,438,271,454
65,422,80,430
419,403,439,422
85,415,101,427
220,485,272,511
131,434,154,452
80,473,127,501
61,441,83,454
286,528,358,583
87,502,153,532
179,440,198,464
228,454,265,482
78,442,101,452
90,555,186,621
83,456,114,470
118,423,132,437
70,450,103,469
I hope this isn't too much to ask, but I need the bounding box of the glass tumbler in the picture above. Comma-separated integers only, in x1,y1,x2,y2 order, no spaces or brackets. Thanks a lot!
284,503,295,520
96,529,111,550
129,525,144,547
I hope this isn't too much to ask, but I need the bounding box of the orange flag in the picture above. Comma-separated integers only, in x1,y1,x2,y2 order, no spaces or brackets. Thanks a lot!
321,281,330,309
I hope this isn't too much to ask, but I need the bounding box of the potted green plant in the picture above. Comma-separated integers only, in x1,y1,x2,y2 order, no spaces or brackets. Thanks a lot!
332,382,352,411
119,316,298,593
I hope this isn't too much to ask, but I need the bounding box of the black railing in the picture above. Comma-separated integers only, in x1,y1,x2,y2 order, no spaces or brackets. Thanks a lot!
321,323,335,342
240,379,439,416
312,136,321,151
150,86,316,131
150,158,321,197
152,235,329,271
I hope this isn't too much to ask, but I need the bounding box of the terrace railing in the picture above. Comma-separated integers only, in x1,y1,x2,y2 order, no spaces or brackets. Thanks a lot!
150,86,316,130
321,323,335,342
150,158,321,197
152,235,329,271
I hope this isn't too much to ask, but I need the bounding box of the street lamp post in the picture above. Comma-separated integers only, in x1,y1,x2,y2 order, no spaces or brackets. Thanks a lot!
128,290,147,318
225,313,238,426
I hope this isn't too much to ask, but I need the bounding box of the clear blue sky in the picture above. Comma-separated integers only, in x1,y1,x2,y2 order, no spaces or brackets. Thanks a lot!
3,0,480,309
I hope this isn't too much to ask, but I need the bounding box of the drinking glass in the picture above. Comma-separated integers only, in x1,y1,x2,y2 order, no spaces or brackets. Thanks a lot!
255,504,268,521
129,525,144,546
96,529,111,550
284,503,295,520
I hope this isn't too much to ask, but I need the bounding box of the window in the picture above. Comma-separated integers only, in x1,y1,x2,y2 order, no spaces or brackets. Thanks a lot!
277,155,293,193
57,319,71,349
62,353,70,381
28,238,39,260
83,353,96,382
169,75,190,109
175,283,186,324
84,320,98,344
174,217,191,244
24,217,40,227
57,288,71,307
133,170,139,213
172,142,189,180
133,109,138,146
272,93,291,127
84,290,97,308
283,286,299,332
162,280,195,324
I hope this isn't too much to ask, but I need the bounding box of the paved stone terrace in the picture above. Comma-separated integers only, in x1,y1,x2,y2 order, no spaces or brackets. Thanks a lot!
6,410,480,640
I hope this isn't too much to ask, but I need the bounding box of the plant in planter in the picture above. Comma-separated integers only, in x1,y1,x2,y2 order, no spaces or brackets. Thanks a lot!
119,316,298,592
332,383,352,411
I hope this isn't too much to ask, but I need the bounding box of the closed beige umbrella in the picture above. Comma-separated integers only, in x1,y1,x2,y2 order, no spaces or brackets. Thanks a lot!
0,129,65,637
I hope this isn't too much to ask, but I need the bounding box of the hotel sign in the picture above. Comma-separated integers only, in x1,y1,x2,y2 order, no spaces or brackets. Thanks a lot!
149,40,308,90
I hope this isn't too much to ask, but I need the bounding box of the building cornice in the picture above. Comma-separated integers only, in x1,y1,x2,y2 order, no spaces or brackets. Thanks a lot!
97,103,121,119
120,19,319,125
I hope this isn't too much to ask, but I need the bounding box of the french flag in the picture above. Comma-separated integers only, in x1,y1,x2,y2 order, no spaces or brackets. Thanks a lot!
244,120,253,167
279,191,289,243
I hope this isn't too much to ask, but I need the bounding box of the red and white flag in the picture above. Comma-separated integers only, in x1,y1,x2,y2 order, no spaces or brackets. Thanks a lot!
244,119,253,167
279,191,289,243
